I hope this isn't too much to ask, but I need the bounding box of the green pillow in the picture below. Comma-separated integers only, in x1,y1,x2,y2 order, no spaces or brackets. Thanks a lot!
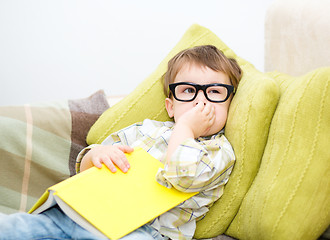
226,68,330,240
195,63,279,238
87,24,280,238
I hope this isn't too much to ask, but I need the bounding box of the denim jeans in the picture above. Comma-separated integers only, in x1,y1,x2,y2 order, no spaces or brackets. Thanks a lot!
0,206,168,240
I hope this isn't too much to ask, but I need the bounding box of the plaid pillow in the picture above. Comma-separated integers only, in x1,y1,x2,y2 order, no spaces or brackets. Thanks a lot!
0,90,109,213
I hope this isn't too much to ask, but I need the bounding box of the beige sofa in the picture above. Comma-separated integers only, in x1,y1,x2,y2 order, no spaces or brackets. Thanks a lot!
0,0,329,239
264,0,330,76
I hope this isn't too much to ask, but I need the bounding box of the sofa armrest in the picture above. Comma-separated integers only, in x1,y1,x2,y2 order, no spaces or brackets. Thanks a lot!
106,95,125,106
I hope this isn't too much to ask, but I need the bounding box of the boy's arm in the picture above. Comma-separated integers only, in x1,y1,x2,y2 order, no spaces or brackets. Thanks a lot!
166,102,215,163
161,102,234,193
159,135,235,193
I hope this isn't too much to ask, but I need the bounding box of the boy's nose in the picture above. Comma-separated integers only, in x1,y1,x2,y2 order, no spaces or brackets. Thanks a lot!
195,90,207,105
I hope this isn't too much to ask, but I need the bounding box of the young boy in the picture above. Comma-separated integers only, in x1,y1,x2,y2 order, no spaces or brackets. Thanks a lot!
0,45,242,240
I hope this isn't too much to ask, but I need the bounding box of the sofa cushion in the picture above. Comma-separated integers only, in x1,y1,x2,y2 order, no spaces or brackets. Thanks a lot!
0,90,109,214
226,68,330,240
195,63,279,239
86,24,280,238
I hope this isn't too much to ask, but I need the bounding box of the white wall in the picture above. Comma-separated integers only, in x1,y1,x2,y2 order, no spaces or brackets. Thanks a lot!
0,0,274,106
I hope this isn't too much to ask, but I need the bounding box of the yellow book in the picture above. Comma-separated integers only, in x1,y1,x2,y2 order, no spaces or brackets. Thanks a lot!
29,148,197,240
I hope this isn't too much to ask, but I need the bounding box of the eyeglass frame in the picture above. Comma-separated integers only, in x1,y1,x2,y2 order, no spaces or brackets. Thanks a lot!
168,82,235,103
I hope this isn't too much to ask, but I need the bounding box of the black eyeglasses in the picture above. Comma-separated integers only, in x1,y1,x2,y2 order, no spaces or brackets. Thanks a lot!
169,82,235,103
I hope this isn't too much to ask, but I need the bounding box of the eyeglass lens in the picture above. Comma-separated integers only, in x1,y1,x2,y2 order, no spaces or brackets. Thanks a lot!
174,84,228,102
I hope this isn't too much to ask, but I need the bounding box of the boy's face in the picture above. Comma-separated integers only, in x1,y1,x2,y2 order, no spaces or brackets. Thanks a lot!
165,63,233,136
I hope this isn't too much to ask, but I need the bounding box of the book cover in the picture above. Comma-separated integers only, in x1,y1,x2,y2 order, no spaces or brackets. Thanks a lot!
29,148,197,239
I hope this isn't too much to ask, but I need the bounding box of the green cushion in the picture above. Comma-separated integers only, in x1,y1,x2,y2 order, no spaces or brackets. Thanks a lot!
226,68,330,240
87,24,280,238
195,64,279,238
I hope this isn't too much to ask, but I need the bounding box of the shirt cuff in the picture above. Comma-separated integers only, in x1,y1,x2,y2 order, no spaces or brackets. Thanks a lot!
75,144,99,174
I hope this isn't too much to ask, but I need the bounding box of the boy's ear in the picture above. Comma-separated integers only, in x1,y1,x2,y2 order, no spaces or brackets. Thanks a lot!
165,97,174,118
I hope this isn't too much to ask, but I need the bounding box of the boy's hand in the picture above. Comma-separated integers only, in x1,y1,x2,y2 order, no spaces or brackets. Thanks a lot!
80,145,134,173
177,101,215,138
166,101,215,163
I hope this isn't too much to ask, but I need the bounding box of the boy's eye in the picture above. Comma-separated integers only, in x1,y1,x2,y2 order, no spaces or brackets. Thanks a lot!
183,87,196,94
209,89,221,94
208,87,223,95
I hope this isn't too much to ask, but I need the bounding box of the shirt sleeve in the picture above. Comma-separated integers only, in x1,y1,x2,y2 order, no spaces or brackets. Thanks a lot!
101,121,144,147
156,134,235,193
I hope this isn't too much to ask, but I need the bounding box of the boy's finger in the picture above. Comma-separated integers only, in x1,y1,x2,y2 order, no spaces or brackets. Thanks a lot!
210,112,216,125
195,101,204,110
102,157,117,173
118,145,134,153
205,102,213,113
117,146,133,169
92,157,103,169
111,154,129,173
209,105,215,118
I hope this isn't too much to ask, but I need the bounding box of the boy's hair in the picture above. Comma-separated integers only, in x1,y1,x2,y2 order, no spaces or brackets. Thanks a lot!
163,45,243,96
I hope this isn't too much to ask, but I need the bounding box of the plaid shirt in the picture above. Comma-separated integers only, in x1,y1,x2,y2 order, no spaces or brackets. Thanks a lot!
76,119,235,240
